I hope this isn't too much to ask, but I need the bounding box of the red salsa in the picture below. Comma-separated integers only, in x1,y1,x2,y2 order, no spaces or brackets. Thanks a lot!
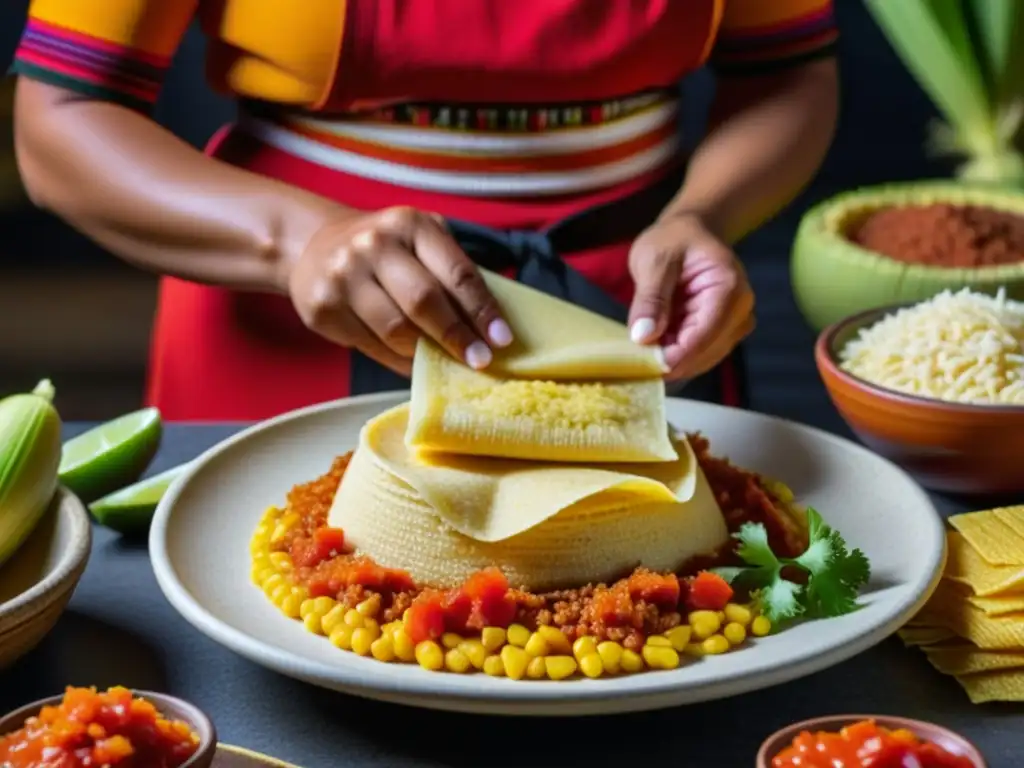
772,719,976,768
0,686,199,768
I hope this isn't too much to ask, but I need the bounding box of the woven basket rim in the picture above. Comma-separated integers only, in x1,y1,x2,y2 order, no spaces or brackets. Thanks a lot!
0,487,91,634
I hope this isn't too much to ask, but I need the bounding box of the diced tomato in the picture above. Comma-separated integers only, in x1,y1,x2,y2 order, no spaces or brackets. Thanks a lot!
685,571,734,611
441,590,473,633
461,567,509,603
457,568,516,629
290,527,347,568
626,571,680,606
405,594,446,644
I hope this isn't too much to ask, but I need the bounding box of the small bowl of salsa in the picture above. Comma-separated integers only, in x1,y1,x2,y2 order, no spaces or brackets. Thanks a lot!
0,685,216,768
757,715,986,768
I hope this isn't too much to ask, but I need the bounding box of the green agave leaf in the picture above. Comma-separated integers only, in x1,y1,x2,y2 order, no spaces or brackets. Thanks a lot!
962,0,1024,108
864,0,994,152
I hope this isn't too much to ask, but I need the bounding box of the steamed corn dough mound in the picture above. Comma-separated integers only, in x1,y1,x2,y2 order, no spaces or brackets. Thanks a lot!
329,404,728,590
406,270,676,463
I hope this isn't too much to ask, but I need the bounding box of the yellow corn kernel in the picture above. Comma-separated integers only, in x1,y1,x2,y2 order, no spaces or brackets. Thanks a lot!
524,632,550,657
536,625,572,655
441,632,463,650
268,552,293,571
415,640,444,671
445,648,472,674
500,645,530,680
270,584,291,604
724,603,753,626
483,655,505,677
278,592,305,619
664,626,692,651
724,622,747,646
544,656,578,681
689,610,722,640
751,616,772,637
301,596,335,619
351,627,376,656
303,612,325,635
362,618,380,638
702,634,730,655
402,608,412,624
371,635,395,662
290,585,309,601
596,641,623,674
684,643,705,657
321,605,347,635
261,574,285,594
642,645,680,670
356,594,381,617
620,649,644,673
527,656,547,679
458,639,487,670
481,627,506,652
392,629,416,662
579,653,604,679
270,523,290,542
506,624,530,648
329,625,354,651
572,636,598,661
645,635,672,648
717,611,727,624
253,566,276,586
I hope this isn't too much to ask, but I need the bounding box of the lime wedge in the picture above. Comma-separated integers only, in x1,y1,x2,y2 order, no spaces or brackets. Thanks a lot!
59,407,163,502
89,464,186,534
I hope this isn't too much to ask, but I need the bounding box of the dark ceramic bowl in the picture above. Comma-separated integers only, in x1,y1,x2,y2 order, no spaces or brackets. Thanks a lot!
757,714,986,767
816,304,1024,495
0,689,216,768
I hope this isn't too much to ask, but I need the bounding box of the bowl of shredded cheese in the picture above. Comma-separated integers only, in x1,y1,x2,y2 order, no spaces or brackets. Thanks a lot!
815,287,1024,495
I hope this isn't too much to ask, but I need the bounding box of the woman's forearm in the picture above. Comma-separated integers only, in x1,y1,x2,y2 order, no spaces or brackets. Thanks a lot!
14,79,347,293
663,58,839,244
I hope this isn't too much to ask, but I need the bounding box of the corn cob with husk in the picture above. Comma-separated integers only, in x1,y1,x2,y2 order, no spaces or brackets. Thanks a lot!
0,380,63,568
864,0,1024,187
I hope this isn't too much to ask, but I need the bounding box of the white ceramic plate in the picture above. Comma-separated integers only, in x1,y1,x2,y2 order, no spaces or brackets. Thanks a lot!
150,391,945,716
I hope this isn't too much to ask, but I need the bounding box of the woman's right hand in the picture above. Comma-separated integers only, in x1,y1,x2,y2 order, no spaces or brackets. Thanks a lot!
287,206,514,375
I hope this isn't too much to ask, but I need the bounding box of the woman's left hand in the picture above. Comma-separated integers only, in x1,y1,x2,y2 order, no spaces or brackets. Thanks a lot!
627,212,755,381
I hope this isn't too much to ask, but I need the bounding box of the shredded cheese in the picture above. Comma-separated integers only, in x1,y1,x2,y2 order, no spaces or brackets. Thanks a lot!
838,288,1024,405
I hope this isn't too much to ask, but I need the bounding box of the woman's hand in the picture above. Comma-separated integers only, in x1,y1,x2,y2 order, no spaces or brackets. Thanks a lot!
627,212,755,381
288,206,513,375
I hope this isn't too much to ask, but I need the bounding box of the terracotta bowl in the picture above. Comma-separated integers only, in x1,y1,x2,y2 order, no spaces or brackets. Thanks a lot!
0,690,217,768
815,304,1024,495
757,714,987,767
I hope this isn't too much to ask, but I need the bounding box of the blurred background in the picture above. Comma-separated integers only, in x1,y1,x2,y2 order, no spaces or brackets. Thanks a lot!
0,0,953,421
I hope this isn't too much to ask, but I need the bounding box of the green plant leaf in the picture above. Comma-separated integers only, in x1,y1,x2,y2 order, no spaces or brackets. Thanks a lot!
864,0,995,154
963,0,1024,108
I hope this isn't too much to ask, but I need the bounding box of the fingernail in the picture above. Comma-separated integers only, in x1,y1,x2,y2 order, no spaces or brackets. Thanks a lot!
488,319,514,347
630,317,656,344
465,341,492,369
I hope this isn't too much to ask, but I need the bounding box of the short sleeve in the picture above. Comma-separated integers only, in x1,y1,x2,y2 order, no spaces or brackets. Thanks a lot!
11,0,199,112
709,0,838,76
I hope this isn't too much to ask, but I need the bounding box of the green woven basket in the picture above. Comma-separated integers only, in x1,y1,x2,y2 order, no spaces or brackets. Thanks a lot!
790,182,1024,331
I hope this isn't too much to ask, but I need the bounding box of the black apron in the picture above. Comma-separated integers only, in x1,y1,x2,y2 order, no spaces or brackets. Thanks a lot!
349,167,748,408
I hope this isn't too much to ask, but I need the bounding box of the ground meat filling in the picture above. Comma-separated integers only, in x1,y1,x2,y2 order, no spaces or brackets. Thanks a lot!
850,203,1024,268
271,435,806,644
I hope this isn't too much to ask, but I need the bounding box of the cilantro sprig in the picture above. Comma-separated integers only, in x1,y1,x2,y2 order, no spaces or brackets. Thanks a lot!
712,508,870,627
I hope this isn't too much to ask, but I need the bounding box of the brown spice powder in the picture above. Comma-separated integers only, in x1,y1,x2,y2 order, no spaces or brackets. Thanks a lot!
849,204,1024,268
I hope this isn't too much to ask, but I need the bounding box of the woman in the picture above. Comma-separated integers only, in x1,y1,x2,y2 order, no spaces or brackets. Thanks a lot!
12,0,838,421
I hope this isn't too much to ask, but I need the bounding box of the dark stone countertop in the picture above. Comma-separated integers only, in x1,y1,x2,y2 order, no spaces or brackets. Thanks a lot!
0,411,1021,768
